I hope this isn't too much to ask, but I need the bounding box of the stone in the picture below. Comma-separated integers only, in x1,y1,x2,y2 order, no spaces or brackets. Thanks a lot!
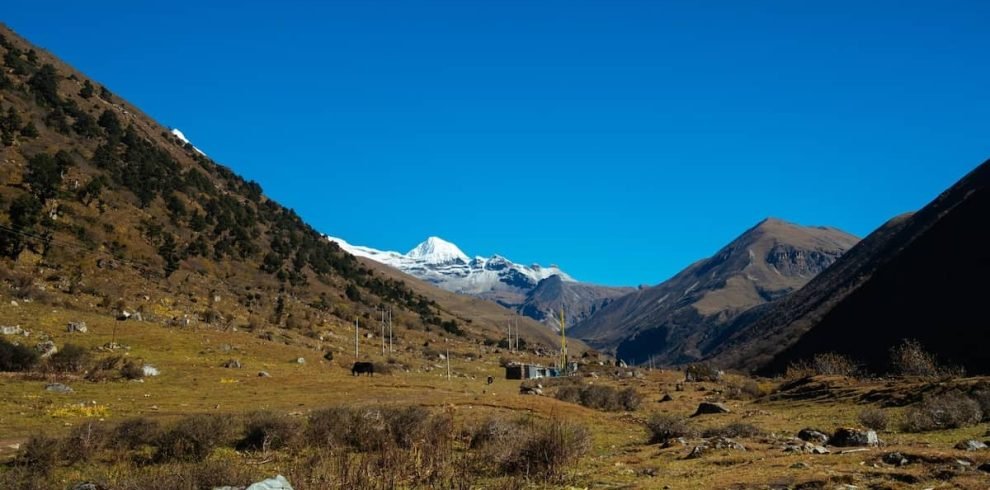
797,428,830,445
692,402,730,416
246,475,294,490
70,483,106,490
323,351,334,361
685,445,707,459
222,359,242,369
36,341,58,358
520,386,543,396
66,321,88,333
883,452,909,466
954,440,988,451
830,428,879,447
295,357,305,365
0,325,24,335
790,462,810,469
45,383,73,394
979,462,990,473
708,436,745,451
142,365,160,377
660,393,674,402
258,371,271,378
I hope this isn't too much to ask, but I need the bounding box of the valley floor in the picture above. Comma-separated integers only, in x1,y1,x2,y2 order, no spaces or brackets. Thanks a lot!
1,302,989,489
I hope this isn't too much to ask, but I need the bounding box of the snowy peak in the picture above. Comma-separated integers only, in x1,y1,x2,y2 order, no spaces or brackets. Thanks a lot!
406,236,469,265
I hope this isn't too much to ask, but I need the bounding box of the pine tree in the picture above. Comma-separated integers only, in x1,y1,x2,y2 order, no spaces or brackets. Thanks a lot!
79,79,94,99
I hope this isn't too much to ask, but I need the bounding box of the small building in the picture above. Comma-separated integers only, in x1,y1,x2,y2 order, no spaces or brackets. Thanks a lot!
505,363,554,380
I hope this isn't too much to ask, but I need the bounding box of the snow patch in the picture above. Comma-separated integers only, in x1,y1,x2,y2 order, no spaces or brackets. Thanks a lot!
170,128,206,156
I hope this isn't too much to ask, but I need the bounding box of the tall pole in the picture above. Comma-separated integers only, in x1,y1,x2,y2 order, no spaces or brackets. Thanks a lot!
354,318,359,360
381,308,386,356
388,308,393,353
560,306,567,371
446,346,451,382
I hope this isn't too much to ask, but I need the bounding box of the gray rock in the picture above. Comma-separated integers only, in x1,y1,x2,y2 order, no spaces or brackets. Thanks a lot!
244,475,294,490
954,440,988,451
685,445,707,459
70,483,105,490
830,428,879,447
790,462,809,469
708,436,745,451
883,452,909,466
692,402,730,416
45,383,73,394
660,393,674,402
222,359,242,369
797,428,830,445
979,462,990,473
36,341,57,358
258,371,271,378
295,357,305,365
67,321,88,333
0,325,24,335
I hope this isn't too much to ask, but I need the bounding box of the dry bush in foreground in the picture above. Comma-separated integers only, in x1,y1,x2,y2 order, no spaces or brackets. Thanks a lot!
554,384,641,411
237,411,303,453
645,413,695,443
154,414,237,463
901,392,982,432
498,417,590,482
889,338,962,378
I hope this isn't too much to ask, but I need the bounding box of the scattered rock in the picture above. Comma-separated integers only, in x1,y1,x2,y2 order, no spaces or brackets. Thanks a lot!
222,359,242,369
258,371,271,378
661,437,688,448
66,321,88,333
782,440,829,454
246,475,294,490
0,325,24,335
790,462,809,469
954,440,988,451
797,428,830,445
45,383,73,394
692,402,730,416
830,428,879,447
978,462,990,473
685,445,707,459
323,351,334,361
70,483,106,490
295,357,305,365
142,365,159,377
520,386,543,396
9,300,18,307
883,452,909,466
707,436,745,451
36,341,58,359
660,393,674,402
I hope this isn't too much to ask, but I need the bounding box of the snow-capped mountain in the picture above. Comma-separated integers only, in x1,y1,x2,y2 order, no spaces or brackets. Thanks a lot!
170,128,206,156
328,235,574,297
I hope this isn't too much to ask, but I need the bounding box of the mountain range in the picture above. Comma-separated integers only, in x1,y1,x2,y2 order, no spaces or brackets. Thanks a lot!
328,235,631,329
568,218,860,364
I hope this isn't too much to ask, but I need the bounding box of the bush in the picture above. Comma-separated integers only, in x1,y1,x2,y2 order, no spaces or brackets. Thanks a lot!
702,422,762,439
307,407,350,449
618,387,642,411
237,411,302,452
889,339,953,378
901,392,982,432
61,421,108,464
970,387,990,422
500,416,590,482
111,417,161,450
0,337,39,371
786,352,859,378
16,435,60,475
155,414,235,462
555,384,640,412
858,407,889,431
685,363,722,382
645,413,694,444
120,360,145,380
382,406,430,449
48,343,90,373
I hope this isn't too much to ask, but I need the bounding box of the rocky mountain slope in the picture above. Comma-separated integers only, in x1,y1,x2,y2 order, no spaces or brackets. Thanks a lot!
329,235,630,328
710,158,990,374
569,218,859,365
0,24,549,351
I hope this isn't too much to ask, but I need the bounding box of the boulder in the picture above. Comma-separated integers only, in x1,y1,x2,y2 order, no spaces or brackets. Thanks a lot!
520,386,543,396
830,428,879,447
708,436,745,451
45,383,73,394
883,452,909,466
35,341,57,359
954,440,988,451
246,475,294,490
142,365,160,377
258,371,271,378
67,321,88,333
797,428,830,445
0,325,24,335
692,402,730,416
685,445,707,459
222,359,242,369
660,393,674,402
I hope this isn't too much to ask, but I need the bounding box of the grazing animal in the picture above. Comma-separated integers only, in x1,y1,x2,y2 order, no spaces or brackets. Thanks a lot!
486,376,495,385
351,361,374,376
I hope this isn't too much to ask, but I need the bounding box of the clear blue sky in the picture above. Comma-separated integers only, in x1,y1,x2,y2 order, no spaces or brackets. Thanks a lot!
5,1,988,286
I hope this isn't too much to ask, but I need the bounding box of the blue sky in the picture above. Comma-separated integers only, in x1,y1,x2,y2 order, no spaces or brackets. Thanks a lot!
5,1,988,286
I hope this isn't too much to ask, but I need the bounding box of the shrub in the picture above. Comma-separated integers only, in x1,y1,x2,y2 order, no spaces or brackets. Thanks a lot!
155,414,235,462
889,339,952,378
120,360,145,380
579,384,621,411
48,343,91,373
645,413,694,444
16,435,60,475
468,417,519,450
555,385,582,404
237,411,302,452
307,407,350,449
500,416,590,482
685,363,722,382
111,417,161,450
901,392,982,432
0,337,39,371
970,387,990,422
382,406,430,449
786,352,858,378
618,387,642,411
701,422,762,439
61,421,108,464
858,407,889,431
555,384,641,412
